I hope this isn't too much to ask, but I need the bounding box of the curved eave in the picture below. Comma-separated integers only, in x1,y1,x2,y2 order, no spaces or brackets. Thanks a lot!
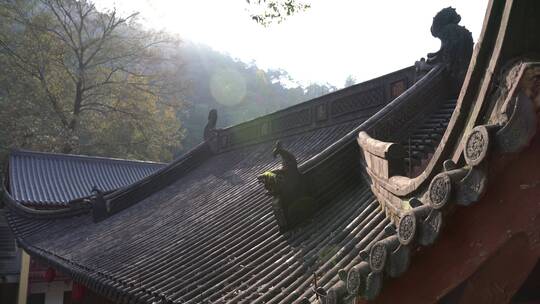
2,183,91,219
363,0,540,198
341,1,540,303
372,131,540,303
6,149,166,208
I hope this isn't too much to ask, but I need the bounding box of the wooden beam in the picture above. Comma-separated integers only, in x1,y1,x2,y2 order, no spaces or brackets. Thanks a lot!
17,250,30,304
457,233,537,304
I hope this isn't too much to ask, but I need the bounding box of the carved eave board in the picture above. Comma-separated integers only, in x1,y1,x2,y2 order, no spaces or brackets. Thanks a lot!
353,1,540,303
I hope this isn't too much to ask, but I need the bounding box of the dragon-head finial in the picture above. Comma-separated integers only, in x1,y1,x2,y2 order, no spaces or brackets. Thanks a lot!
208,109,217,126
431,7,461,38
425,7,472,93
204,109,218,141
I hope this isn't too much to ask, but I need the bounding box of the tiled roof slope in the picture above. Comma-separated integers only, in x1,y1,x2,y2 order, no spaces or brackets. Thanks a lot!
8,150,165,207
7,121,388,303
3,61,454,304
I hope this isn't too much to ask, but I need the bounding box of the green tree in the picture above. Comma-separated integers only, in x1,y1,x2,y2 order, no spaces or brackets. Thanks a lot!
246,0,310,26
0,0,184,162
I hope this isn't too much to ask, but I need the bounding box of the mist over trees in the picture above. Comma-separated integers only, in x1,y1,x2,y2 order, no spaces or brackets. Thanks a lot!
0,0,336,166
177,42,336,150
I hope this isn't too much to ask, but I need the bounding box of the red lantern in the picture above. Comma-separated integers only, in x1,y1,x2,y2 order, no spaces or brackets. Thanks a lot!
44,267,56,282
71,282,86,302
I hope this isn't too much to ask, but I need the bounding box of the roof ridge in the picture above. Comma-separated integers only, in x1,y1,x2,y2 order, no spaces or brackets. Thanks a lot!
11,149,166,166
216,66,416,152
299,65,445,173
101,141,214,218
219,65,414,132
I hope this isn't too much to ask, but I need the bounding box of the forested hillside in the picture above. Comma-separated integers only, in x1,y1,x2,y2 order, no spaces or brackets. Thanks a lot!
177,42,337,150
0,0,336,168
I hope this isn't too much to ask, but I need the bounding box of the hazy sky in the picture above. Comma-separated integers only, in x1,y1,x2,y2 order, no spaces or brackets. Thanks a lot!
93,0,489,87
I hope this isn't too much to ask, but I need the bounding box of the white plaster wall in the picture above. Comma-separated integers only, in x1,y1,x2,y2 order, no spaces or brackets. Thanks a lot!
29,281,72,304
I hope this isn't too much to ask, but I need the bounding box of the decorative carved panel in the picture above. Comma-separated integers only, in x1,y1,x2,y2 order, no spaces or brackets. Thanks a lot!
390,79,407,99
315,103,328,121
271,108,312,133
229,124,260,146
217,67,416,150
331,87,385,117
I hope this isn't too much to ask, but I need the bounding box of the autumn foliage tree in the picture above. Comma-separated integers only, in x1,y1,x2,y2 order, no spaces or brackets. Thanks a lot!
0,0,184,162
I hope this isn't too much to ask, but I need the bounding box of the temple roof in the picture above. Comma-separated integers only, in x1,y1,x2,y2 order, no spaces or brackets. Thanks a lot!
4,61,453,303
3,62,427,302
8,123,384,303
7,150,165,207
4,1,539,303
